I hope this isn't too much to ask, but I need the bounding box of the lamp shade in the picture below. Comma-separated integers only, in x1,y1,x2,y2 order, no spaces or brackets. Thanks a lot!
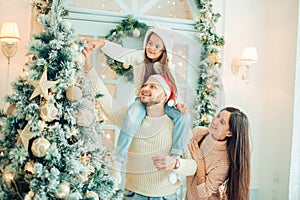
0,22,20,43
241,47,258,65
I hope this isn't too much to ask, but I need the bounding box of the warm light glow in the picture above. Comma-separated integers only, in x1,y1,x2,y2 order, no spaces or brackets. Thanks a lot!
241,47,258,65
0,22,20,43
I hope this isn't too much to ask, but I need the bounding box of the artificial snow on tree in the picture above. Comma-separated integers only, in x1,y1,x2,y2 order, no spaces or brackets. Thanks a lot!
0,0,122,199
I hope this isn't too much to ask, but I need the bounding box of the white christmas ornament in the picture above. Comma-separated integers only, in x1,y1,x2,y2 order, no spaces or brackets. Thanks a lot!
74,52,85,66
167,99,175,107
85,191,99,200
168,171,178,184
77,108,95,127
132,28,140,38
40,102,58,122
55,182,70,199
66,85,83,102
31,138,50,158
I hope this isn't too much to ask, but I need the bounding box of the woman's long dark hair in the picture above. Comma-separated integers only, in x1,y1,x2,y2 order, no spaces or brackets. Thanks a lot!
141,32,177,100
222,107,250,200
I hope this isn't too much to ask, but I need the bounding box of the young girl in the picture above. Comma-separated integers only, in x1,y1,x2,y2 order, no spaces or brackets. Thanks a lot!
187,107,250,200
85,27,191,162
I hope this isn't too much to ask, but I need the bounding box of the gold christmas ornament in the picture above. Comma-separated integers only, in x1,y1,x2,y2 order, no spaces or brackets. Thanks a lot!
132,28,141,38
24,161,35,174
76,108,95,127
122,63,130,69
85,191,99,200
17,123,35,151
2,172,14,188
6,104,16,116
24,191,34,200
40,102,58,122
31,138,51,158
29,68,58,100
55,182,70,199
66,85,83,102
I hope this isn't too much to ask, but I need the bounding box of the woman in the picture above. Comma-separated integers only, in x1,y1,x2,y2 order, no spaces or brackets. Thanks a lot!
187,107,250,200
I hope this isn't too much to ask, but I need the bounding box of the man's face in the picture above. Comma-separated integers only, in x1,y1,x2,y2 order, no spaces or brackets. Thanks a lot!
140,77,167,106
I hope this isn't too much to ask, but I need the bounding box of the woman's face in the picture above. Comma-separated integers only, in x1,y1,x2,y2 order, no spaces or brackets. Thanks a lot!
145,33,164,61
208,110,232,141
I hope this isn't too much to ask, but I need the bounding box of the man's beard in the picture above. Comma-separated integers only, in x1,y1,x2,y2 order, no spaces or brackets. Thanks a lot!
141,98,161,106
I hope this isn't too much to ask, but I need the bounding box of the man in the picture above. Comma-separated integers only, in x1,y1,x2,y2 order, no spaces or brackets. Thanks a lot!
84,63,196,199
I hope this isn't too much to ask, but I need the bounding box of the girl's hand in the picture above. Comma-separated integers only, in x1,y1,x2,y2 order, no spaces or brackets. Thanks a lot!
188,138,202,161
175,103,188,114
85,38,106,51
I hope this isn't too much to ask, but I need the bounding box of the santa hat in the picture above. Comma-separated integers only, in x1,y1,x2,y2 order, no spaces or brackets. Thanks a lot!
148,75,175,102
143,25,175,60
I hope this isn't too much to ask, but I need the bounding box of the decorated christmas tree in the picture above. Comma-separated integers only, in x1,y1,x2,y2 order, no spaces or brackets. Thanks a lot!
0,0,121,199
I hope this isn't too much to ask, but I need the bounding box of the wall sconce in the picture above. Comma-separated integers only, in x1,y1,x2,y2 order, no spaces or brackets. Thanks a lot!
231,46,258,81
0,22,20,64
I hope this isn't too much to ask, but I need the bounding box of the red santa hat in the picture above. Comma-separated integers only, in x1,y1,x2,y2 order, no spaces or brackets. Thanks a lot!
149,74,175,102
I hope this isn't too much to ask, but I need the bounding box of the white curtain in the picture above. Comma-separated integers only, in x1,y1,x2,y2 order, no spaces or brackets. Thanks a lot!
288,1,300,198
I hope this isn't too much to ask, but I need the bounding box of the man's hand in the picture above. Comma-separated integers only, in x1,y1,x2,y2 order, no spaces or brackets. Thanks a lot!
175,103,188,114
152,155,176,171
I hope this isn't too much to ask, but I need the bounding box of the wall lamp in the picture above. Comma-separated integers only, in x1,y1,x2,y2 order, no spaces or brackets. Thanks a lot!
231,46,258,82
0,22,20,64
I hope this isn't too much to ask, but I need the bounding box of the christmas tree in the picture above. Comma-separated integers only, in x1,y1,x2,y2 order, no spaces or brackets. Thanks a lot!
0,0,122,199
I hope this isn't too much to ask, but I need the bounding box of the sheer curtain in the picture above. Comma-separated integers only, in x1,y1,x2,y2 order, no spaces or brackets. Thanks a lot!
288,1,300,199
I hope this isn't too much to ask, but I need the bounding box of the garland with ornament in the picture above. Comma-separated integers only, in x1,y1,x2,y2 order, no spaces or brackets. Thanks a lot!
192,0,225,127
104,16,149,82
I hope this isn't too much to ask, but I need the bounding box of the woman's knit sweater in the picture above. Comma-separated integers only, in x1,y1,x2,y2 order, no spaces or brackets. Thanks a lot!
186,132,229,200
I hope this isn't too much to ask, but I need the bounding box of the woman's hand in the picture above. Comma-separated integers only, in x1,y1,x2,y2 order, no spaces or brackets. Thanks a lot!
188,138,202,162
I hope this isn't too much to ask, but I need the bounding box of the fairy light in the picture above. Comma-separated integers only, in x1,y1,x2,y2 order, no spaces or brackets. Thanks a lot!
3,172,14,183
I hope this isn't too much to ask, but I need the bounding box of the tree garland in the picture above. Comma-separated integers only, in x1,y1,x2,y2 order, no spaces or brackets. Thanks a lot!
104,16,149,82
192,0,225,127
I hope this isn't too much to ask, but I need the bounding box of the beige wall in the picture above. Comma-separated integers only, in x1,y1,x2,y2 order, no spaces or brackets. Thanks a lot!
222,0,297,199
0,0,32,109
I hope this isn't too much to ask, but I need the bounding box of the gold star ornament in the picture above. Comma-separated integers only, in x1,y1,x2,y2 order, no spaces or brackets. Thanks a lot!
29,68,58,100
17,123,35,150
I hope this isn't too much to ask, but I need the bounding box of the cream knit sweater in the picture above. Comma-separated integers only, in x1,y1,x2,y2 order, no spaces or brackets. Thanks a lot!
87,68,196,197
